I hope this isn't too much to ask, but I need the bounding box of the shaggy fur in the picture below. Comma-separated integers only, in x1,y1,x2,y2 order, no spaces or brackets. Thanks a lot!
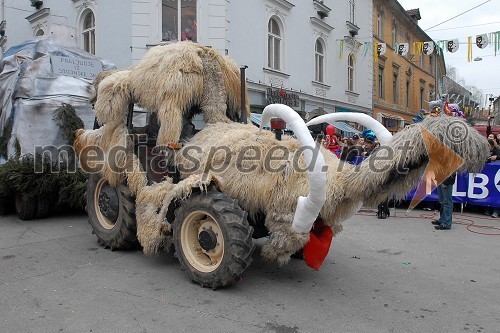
176,116,489,265
135,173,218,255
92,42,249,146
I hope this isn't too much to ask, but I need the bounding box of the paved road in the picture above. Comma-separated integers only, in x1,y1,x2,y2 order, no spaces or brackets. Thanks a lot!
1,208,499,333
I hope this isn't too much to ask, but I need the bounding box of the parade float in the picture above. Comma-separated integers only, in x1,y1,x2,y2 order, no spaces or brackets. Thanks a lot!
74,41,489,289
0,25,115,219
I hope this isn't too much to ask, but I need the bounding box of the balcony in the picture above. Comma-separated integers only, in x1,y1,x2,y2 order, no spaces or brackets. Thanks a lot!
313,0,331,19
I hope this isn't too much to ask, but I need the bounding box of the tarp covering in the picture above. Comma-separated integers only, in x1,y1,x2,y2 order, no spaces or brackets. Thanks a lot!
0,36,115,162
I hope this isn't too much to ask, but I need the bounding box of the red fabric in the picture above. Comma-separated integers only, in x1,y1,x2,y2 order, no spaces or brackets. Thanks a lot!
327,144,340,153
303,224,333,270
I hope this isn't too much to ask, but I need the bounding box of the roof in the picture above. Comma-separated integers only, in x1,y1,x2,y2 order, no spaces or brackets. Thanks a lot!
328,121,361,134
406,8,421,21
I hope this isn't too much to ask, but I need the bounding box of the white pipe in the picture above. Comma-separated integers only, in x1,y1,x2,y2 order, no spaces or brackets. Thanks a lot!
261,104,327,234
305,113,393,145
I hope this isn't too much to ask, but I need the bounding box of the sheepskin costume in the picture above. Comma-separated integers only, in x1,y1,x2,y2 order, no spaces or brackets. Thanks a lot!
176,116,489,265
91,41,249,146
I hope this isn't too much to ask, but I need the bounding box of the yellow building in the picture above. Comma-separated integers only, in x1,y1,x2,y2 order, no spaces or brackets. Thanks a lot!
372,1,446,133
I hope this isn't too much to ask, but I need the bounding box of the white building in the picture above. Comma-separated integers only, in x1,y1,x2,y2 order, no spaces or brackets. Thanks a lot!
1,0,374,119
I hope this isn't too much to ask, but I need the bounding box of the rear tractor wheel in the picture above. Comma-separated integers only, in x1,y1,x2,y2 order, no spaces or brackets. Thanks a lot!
86,174,139,250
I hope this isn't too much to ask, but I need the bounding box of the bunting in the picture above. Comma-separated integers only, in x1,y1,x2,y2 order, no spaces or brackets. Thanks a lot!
340,30,500,63
467,36,472,62
423,41,435,55
447,39,459,53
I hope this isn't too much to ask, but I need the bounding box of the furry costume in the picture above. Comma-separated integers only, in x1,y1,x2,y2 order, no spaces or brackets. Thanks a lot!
175,116,489,265
90,42,249,146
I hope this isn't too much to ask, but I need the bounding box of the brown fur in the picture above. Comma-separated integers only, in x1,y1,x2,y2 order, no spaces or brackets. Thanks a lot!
92,42,249,146
176,117,489,265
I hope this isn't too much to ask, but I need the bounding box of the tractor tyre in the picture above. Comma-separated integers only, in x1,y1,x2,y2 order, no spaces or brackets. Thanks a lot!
86,174,139,250
173,190,255,289
15,193,37,221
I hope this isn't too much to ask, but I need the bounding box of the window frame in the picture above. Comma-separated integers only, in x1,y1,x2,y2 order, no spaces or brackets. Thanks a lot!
392,22,397,47
161,0,197,42
406,80,410,108
377,11,383,39
81,10,95,55
393,72,399,104
267,16,283,71
348,53,355,92
315,38,325,83
378,65,385,99
349,0,355,23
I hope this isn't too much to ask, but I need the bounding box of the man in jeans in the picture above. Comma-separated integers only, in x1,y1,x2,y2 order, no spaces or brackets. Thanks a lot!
431,173,456,230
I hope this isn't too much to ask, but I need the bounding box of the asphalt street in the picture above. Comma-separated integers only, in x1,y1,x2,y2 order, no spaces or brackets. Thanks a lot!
0,207,499,333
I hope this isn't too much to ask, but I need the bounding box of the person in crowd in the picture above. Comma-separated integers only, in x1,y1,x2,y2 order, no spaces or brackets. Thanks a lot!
487,139,499,163
350,133,360,146
431,172,456,230
361,134,376,157
486,139,500,217
340,143,362,163
181,17,197,41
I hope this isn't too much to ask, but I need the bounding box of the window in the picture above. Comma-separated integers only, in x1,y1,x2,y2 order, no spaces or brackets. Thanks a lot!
429,55,434,75
420,87,425,109
377,11,383,39
315,39,325,82
392,22,397,47
82,11,95,54
378,65,384,99
348,54,355,91
406,81,410,107
393,72,398,104
35,29,44,36
268,17,282,70
405,32,411,59
162,0,197,42
349,0,355,23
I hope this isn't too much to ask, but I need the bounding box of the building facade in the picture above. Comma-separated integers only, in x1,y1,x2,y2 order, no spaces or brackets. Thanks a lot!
372,1,445,133
1,0,374,123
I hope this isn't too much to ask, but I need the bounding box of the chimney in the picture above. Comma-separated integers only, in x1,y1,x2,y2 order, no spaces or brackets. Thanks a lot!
406,8,421,23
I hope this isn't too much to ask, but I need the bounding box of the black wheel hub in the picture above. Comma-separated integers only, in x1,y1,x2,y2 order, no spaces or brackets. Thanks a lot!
98,186,119,221
198,229,218,251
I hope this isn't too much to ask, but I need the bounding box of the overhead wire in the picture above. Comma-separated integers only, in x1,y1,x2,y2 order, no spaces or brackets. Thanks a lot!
424,0,493,31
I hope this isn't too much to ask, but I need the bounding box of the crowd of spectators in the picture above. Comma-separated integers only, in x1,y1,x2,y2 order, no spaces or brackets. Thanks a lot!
320,131,379,163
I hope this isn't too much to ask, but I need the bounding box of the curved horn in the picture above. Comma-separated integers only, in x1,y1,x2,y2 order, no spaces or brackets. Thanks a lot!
305,113,393,145
261,104,327,234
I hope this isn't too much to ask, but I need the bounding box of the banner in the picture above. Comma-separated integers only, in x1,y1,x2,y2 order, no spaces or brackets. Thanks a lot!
423,41,434,55
396,43,409,56
447,39,459,53
377,43,386,56
406,162,500,207
476,34,489,49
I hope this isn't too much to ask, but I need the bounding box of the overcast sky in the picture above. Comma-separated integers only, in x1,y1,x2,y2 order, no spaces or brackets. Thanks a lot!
398,0,500,103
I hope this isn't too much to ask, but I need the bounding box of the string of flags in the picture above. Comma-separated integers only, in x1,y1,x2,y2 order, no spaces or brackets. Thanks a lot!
340,31,500,62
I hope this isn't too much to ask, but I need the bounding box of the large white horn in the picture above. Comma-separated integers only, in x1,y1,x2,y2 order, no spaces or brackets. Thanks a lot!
261,104,326,234
306,113,393,145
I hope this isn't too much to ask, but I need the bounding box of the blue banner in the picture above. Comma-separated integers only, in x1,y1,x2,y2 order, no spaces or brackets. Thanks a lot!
349,156,500,207
406,161,500,208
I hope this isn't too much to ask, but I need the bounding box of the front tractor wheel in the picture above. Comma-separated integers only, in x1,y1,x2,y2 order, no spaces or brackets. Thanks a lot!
86,174,139,250
173,190,254,289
